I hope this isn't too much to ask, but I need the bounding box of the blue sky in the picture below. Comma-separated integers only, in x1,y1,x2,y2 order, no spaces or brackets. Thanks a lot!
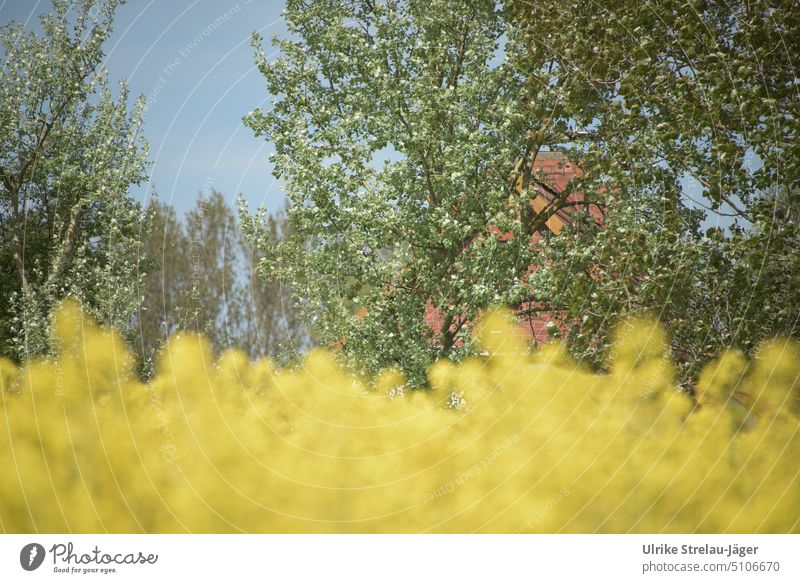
0,0,290,214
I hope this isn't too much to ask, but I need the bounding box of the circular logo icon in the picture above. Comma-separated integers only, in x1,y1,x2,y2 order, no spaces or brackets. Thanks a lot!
20,543,46,571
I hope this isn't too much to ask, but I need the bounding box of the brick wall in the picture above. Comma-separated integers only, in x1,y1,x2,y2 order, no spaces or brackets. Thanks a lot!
424,151,592,348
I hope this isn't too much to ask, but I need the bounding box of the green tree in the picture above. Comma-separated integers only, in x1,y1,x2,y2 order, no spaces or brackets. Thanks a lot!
180,191,244,350
135,198,188,369
245,0,799,385
138,192,307,371
508,0,800,381
242,0,583,385
0,0,149,359
238,206,308,362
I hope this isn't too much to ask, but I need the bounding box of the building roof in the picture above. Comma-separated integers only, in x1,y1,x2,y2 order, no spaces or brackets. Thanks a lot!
524,151,602,235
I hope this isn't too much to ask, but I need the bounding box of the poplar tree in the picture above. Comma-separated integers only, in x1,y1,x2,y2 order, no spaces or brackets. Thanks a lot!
0,0,149,359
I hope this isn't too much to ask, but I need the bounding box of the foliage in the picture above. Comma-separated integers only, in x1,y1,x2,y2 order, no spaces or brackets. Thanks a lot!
506,0,800,382
137,192,308,372
136,198,186,367
510,0,799,207
1,301,798,533
0,0,149,360
242,0,571,385
245,0,800,386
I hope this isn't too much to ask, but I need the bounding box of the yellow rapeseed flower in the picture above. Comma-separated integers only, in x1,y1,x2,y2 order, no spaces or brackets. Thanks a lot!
0,300,797,533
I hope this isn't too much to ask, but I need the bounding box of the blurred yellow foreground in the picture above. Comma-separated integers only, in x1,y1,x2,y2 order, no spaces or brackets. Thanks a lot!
1,301,798,533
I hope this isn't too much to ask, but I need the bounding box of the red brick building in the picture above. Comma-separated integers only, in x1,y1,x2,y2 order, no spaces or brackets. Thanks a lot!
424,151,601,347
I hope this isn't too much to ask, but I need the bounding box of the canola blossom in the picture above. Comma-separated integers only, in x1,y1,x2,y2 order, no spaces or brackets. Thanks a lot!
1,301,798,533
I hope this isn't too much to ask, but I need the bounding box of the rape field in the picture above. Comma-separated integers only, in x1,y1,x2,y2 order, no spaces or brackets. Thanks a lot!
0,301,798,533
